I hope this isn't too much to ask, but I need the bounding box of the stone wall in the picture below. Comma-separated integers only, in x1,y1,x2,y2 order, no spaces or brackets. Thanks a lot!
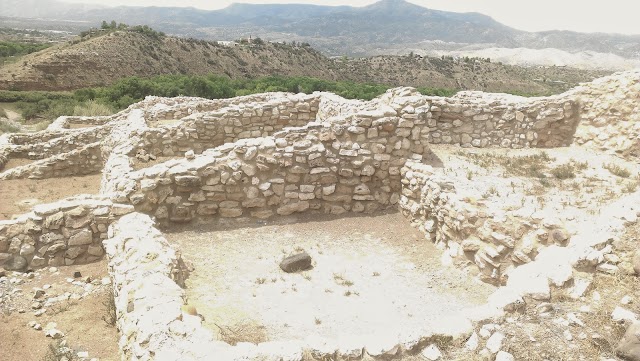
121,86,589,225
0,142,103,180
123,101,436,223
368,87,581,149
571,70,640,158
0,125,111,173
104,213,225,361
398,161,577,286
134,94,320,157
131,92,315,123
48,115,113,131
0,196,134,271
316,92,376,120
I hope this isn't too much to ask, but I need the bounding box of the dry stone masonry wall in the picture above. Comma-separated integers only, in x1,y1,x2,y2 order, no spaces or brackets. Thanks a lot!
0,122,114,177
134,94,319,157
0,196,134,271
399,162,564,285
132,92,314,123
570,70,640,158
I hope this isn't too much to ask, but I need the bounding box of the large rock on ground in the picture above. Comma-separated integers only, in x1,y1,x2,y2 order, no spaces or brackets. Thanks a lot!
4,255,28,272
280,252,312,273
632,250,640,276
616,322,640,361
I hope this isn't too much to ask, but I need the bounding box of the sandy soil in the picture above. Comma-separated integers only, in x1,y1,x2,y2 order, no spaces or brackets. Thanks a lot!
0,173,102,220
0,260,118,361
2,157,33,171
165,211,495,345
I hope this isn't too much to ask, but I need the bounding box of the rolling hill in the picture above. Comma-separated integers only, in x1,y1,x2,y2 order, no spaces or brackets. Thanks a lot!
0,29,608,93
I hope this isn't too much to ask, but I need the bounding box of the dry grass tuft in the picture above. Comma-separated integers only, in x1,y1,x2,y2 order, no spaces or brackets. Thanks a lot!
214,322,268,345
101,290,117,327
604,163,631,178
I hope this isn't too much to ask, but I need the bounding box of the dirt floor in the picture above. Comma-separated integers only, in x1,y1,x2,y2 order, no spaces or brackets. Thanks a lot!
0,173,102,220
165,211,495,345
2,157,34,171
0,260,119,361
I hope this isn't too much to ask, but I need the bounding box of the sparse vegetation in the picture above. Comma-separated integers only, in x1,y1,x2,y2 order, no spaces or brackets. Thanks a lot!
214,322,267,345
80,21,165,41
623,181,638,193
459,151,554,179
551,163,577,180
603,163,631,178
101,291,117,327
0,121,20,134
42,341,76,361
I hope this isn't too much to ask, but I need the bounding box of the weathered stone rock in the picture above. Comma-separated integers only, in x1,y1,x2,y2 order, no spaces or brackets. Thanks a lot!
87,245,104,257
219,208,243,218
65,214,91,229
43,212,64,230
40,232,64,244
549,228,570,246
68,229,93,246
175,175,201,188
616,322,640,361
496,351,515,361
633,250,640,276
65,247,85,259
169,206,193,222
30,256,46,267
4,255,28,272
280,252,312,273
19,244,35,257
462,238,482,252
277,201,310,216
486,332,505,354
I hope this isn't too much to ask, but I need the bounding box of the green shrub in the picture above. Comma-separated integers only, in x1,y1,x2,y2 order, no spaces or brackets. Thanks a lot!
0,121,20,133
3,74,460,120
73,100,114,116
0,41,51,58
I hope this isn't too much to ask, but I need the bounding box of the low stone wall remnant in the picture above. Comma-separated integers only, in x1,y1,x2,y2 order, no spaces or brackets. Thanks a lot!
0,196,134,271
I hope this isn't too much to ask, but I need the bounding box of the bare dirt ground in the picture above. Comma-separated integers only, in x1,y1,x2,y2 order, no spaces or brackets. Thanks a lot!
2,157,34,171
165,211,495,345
0,260,118,361
0,173,102,220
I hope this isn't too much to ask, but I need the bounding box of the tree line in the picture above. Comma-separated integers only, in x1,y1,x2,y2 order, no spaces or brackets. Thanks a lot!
0,74,458,121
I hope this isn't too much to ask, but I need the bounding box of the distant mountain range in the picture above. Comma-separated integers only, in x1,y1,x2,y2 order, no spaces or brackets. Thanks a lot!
1,0,639,68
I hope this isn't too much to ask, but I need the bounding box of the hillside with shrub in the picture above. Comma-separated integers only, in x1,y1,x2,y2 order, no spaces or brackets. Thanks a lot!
0,27,608,95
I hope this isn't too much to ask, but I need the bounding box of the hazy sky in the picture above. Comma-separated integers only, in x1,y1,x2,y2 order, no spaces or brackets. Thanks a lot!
62,0,640,35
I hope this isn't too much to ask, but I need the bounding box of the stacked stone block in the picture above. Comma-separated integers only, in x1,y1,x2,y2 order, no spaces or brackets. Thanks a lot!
0,197,134,270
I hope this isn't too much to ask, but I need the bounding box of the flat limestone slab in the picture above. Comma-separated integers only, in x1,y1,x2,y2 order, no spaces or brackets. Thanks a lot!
164,212,494,345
